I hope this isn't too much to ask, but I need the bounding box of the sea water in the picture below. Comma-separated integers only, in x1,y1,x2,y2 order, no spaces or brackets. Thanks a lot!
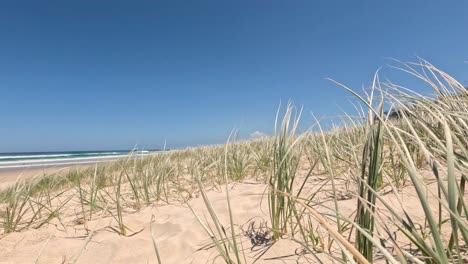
0,150,152,171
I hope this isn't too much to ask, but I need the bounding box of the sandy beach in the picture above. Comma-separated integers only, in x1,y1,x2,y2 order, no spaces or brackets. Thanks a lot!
0,165,91,190
0,165,460,263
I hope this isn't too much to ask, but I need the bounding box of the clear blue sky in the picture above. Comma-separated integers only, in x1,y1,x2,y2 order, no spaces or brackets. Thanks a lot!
1,1,467,152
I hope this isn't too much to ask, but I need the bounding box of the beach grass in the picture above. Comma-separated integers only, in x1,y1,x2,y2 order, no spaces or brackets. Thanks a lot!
0,60,466,263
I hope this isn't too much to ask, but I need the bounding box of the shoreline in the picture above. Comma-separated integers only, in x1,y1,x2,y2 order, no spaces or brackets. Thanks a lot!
0,156,124,171
0,152,162,175
0,152,163,189
0,164,93,189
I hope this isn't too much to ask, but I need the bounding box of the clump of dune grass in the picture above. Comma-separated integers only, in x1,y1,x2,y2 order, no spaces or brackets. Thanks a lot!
0,174,75,235
0,182,35,233
226,136,253,182
327,59,468,263
354,76,385,262
268,102,306,240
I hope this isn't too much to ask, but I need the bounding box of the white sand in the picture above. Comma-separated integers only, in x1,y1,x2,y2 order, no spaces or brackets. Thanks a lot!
0,169,464,263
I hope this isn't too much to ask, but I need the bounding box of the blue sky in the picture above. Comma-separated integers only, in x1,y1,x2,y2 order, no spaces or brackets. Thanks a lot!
1,1,467,152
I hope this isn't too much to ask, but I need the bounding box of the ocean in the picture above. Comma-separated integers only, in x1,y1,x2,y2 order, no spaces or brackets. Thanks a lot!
0,150,154,171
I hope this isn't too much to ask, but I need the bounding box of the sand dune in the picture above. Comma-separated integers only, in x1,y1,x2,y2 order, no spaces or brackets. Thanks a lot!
0,182,271,263
0,173,456,263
